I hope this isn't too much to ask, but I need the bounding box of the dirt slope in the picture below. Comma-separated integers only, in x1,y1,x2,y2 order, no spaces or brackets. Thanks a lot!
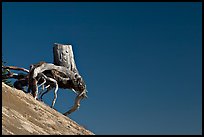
2,82,94,135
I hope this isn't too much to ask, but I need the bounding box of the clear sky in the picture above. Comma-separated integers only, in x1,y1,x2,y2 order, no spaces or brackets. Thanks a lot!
2,2,202,135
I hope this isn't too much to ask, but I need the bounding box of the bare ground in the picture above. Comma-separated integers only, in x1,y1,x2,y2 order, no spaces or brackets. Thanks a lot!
2,82,94,135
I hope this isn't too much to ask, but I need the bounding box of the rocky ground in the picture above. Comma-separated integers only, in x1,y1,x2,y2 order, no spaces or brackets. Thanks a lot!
2,82,94,135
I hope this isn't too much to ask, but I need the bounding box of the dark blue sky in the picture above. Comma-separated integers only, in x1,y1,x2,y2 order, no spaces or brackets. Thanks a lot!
2,2,202,135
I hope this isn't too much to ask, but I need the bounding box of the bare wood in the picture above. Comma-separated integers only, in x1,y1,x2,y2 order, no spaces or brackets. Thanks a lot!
28,62,87,113
28,62,80,94
31,63,76,79
63,94,84,116
2,72,27,80
53,43,78,73
2,66,29,73
39,73,59,108
3,43,87,115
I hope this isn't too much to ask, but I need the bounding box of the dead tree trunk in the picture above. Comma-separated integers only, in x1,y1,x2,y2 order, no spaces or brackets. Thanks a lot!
26,43,87,115
52,43,86,115
2,43,87,115
53,43,78,73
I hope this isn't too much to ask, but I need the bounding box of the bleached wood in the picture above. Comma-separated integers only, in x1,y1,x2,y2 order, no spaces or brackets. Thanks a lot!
63,94,84,116
2,66,29,73
39,73,59,108
53,43,78,73
4,43,88,115
32,63,76,79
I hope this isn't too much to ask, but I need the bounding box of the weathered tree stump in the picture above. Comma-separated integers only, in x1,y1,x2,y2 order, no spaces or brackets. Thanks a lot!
2,43,87,115
53,43,78,73
52,44,87,115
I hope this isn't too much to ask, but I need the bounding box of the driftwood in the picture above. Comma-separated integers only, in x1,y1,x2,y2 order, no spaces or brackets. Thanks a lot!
2,43,87,115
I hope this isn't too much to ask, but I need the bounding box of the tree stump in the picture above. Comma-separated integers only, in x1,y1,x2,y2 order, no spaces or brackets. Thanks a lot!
3,43,87,115
52,43,87,115
53,43,78,73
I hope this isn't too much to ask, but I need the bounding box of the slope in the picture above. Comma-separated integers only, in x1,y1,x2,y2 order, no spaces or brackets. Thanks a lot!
2,82,94,135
